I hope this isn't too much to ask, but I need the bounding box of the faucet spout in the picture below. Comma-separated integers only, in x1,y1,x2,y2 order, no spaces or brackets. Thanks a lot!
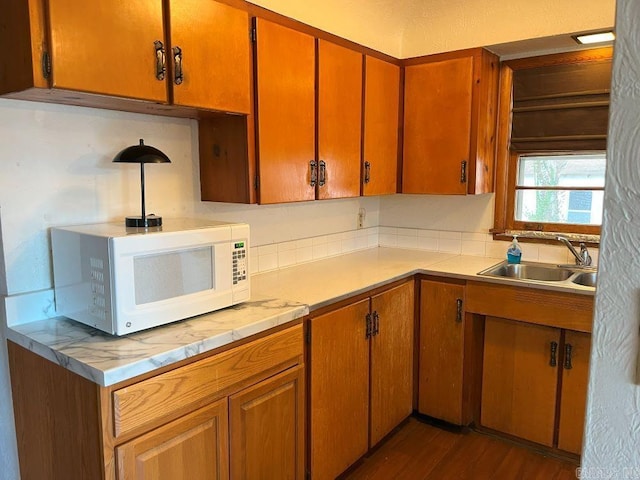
557,236,592,267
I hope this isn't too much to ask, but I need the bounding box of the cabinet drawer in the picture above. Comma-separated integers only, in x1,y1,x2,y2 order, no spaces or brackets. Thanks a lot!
466,281,593,332
113,325,303,438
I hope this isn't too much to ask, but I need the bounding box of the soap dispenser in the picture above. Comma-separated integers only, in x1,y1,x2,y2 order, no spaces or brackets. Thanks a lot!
507,235,522,264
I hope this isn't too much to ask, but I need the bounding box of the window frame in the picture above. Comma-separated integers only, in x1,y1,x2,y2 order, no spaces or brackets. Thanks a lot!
505,151,604,235
493,47,613,238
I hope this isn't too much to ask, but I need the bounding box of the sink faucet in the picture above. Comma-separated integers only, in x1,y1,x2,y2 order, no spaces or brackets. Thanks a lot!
557,236,592,267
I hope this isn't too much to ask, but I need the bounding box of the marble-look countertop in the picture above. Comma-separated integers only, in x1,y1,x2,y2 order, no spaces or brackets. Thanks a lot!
7,247,595,387
6,294,308,386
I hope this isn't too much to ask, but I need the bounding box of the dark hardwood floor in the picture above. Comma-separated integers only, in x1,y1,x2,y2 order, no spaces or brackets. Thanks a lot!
342,418,579,480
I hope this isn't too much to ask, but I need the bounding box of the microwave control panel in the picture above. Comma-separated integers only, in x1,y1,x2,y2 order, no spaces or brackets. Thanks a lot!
232,242,247,285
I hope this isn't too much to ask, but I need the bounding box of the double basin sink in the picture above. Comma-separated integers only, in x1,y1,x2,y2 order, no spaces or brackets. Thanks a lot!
478,261,597,288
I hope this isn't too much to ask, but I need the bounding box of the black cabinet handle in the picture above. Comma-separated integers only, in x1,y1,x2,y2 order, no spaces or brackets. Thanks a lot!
154,40,166,81
319,160,326,186
364,161,371,184
460,160,467,184
564,343,573,369
310,160,317,187
550,341,558,367
365,313,372,338
372,311,380,336
456,298,463,323
172,46,183,85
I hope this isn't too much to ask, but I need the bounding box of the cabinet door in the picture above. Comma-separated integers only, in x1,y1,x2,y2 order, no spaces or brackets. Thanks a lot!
116,400,229,480
310,299,370,480
363,56,400,196
403,56,473,194
418,279,466,424
255,18,315,204
317,40,362,199
481,317,560,447
558,330,591,455
47,0,168,102
168,0,250,113
370,281,415,446
229,366,304,480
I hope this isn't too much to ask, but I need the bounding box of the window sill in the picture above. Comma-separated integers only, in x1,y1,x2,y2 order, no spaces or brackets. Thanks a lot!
493,230,600,247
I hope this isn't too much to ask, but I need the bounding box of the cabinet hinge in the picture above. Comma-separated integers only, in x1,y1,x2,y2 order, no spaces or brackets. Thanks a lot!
250,27,257,42
41,51,51,79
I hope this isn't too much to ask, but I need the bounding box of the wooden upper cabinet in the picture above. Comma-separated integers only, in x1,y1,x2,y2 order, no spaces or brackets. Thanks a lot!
168,0,250,113
317,40,363,200
403,48,499,195
363,56,400,196
47,0,168,102
255,18,315,204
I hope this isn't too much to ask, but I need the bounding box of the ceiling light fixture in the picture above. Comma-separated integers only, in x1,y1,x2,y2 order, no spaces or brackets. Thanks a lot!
573,31,615,45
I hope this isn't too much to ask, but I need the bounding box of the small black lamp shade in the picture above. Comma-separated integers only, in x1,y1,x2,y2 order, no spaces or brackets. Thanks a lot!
113,139,171,228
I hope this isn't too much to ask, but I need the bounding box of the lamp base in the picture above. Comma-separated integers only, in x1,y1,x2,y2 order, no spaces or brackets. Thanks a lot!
125,215,162,228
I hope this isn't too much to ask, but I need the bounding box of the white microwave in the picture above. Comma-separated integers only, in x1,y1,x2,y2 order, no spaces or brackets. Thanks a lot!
51,219,250,335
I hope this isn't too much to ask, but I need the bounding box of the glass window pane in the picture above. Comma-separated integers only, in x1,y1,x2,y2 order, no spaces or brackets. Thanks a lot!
517,153,606,188
515,189,604,225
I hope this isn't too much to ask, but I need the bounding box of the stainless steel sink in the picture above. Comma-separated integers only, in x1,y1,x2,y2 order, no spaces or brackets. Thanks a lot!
478,261,597,288
571,271,597,287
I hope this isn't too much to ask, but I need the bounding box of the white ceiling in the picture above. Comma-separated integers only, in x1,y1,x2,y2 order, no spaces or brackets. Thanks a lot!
248,0,616,59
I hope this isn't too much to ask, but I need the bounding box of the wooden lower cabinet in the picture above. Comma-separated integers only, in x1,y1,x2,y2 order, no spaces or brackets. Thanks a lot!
310,298,370,480
418,278,469,425
481,316,592,454
116,400,229,480
558,330,591,455
370,283,415,446
481,317,560,447
8,324,304,480
309,281,414,479
230,366,305,480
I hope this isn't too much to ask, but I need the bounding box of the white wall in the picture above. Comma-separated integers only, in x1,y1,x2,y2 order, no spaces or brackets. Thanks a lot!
379,194,494,232
582,0,640,473
401,0,616,58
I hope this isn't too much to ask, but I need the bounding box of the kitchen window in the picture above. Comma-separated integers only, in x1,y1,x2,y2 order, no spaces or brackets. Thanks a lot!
510,152,606,232
493,47,613,238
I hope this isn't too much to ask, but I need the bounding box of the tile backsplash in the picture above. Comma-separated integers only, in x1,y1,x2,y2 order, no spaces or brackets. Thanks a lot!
250,226,599,274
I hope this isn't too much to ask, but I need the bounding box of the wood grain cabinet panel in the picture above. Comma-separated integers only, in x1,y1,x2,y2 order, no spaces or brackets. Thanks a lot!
310,299,371,480
255,18,316,204
558,330,592,455
403,48,498,195
481,316,560,447
317,39,363,200
310,280,414,478
116,400,229,480
168,0,251,113
363,56,400,196
48,0,168,102
230,366,305,480
370,281,415,446
418,279,468,425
